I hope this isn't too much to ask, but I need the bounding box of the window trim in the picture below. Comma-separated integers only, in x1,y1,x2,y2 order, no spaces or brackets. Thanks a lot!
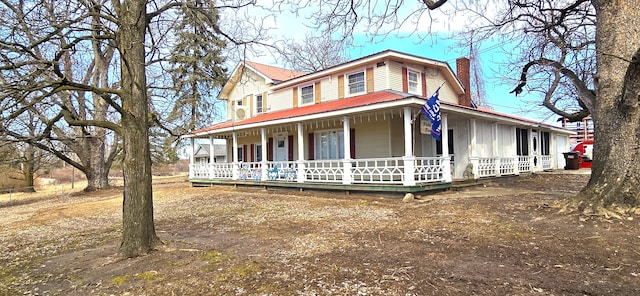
255,94,263,113
237,146,244,162
346,70,366,97
407,69,420,94
254,143,263,162
299,84,315,105
314,129,345,160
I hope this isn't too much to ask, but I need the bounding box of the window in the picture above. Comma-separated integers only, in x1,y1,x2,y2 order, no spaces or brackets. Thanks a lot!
237,146,244,162
256,94,263,113
347,72,365,95
516,128,529,156
301,85,314,104
541,131,550,155
236,99,243,106
255,144,262,162
408,70,419,93
436,129,455,161
315,130,345,160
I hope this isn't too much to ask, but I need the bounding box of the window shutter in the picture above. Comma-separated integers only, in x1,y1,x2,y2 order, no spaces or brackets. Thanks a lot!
293,87,298,108
267,138,274,161
288,135,294,161
421,72,427,97
402,67,408,93
314,82,321,104
250,144,255,162
243,144,248,162
350,128,356,158
308,133,315,160
263,91,268,111
338,75,344,99
366,67,374,93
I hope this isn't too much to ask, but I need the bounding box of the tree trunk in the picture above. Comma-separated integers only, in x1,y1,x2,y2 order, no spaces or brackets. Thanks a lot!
83,135,111,192
116,0,160,257
576,0,640,212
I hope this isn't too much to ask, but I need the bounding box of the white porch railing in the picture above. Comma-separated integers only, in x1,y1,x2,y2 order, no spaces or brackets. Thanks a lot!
192,154,558,185
518,156,531,172
238,161,262,180
304,159,344,183
415,157,446,182
189,164,210,179
477,157,518,178
540,155,552,170
351,158,405,184
500,157,517,175
266,161,298,181
477,157,497,178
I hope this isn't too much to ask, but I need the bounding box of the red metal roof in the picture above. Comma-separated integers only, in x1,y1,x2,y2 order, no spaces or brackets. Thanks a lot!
192,91,406,134
192,91,568,135
245,61,306,82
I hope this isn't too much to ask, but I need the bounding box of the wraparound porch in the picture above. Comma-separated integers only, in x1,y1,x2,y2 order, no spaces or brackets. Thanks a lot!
188,154,555,192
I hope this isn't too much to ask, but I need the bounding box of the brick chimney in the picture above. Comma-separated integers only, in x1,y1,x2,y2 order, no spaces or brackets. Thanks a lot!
456,57,472,107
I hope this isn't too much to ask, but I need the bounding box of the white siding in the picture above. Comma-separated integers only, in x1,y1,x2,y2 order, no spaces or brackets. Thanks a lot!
268,88,294,112
497,124,516,156
355,119,392,158
475,120,494,157
227,70,268,119
373,63,387,92
388,61,404,92
321,76,339,102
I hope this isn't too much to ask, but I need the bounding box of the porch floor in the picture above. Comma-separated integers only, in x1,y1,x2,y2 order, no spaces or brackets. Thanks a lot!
189,178,452,194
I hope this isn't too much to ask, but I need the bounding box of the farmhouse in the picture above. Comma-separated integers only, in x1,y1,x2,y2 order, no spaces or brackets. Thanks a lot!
185,50,574,192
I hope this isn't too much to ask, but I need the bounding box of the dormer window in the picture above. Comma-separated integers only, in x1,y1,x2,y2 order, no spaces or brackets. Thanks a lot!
347,71,365,95
301,85,314,105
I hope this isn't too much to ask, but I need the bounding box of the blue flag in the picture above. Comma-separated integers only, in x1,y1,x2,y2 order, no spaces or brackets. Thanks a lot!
420,87,442,141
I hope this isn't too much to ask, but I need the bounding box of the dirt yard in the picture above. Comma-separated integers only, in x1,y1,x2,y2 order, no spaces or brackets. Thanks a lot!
1,173,639,295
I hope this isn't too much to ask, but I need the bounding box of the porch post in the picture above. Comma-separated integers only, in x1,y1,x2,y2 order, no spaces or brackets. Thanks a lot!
442,114,452,182
232,132,239,180
493,122,500,176
261,128,268,181
342,116,352,185
403,107,416,186
529,128,536,172
297,122,306,183
469,118,479,179
512,126,519,175
189,137,195,178
209,136,215,179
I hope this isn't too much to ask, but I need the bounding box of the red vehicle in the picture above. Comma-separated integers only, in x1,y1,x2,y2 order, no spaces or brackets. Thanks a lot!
571,140,593,169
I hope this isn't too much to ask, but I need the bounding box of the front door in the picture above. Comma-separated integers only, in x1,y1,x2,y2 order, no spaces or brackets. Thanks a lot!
275,136,288,161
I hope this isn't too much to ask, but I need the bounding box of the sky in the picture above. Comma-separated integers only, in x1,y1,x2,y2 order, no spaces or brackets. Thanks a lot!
348,33,561,125
218,0,563,126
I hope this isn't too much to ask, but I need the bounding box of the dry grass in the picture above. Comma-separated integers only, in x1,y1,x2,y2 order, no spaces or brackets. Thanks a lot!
1,173,639,295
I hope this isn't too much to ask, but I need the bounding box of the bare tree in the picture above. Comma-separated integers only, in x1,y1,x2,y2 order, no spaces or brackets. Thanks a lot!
292,0,640,214
0,0,280,257
281,34,350,72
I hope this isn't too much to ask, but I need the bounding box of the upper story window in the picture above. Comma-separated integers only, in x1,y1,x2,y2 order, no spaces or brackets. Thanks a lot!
256,94,263,113
236,99,243,106
408,70,419,93
301,85,314,105
347,71,365,95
